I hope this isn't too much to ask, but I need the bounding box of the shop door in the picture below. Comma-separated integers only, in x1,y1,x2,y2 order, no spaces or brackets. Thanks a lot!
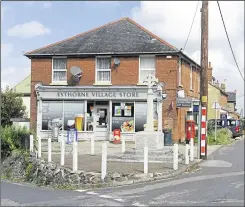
94,105,109,139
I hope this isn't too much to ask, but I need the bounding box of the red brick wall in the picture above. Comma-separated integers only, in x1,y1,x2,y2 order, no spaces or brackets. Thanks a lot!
30,55,200,142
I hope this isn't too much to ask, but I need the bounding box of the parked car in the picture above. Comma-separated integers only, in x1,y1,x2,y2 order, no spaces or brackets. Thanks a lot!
227,119,243,138
208,118,243,138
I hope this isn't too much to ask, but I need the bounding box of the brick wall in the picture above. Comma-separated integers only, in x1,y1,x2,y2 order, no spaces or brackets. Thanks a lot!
30,55,200,142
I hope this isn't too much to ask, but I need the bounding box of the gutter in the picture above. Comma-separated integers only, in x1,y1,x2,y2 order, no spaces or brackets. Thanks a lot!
25,50,201,70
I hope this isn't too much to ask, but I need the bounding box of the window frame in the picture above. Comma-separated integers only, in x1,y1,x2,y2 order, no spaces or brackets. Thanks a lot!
138,55,156,84
95,56,112,84
52,56,67,84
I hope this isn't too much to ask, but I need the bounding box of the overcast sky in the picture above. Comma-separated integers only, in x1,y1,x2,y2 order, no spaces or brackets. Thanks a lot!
1,1,244,113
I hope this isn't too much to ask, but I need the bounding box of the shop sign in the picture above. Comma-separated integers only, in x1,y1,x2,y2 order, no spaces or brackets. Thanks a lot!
176,98,192,108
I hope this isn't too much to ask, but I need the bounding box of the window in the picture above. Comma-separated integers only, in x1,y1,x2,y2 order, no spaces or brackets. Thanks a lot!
96,57,111,82
112,103,134,132
52,57,67,83
42,101,63,130
190,66,193,90
139,56,155,83
178,58,182,86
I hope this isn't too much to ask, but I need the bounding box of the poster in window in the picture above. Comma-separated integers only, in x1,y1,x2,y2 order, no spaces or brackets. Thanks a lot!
112,117,134,132
114,106,121,116
124,105,132,116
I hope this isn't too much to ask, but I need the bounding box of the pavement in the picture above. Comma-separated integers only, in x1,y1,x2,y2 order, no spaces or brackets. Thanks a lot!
39,140,222,175
1,136,244,206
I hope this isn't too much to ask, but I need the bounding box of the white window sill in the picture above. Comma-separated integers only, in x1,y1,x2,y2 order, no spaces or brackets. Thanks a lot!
50,82,68,86
93,82,112,86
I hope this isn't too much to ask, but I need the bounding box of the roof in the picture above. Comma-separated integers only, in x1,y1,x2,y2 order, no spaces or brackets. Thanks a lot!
12,74,31,94
208,82,229,96
227,92,236,102
25,17,179,57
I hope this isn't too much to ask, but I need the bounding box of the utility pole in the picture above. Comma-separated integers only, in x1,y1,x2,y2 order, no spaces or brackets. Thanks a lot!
200,1,209,160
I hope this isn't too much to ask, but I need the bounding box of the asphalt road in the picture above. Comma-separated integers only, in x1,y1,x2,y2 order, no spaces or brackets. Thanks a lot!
1,138,244,206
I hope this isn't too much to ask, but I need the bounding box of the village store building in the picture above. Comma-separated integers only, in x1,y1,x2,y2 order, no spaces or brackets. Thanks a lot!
35,84,163,141
25,17,201,142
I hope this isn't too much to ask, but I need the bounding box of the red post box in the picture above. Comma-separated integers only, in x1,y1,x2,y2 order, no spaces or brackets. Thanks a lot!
186,120,196,142
113,129,121,144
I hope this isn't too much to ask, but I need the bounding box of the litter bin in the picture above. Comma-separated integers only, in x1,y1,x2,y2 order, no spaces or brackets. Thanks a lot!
163,129,172,146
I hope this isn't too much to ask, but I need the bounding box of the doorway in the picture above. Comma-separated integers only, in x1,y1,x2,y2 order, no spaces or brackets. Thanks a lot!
94,102,109,140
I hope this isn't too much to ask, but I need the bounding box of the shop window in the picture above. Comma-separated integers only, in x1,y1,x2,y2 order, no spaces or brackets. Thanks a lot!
112,103,134,132
135,102,158,132
52,57,67,83
42,101,63,130
63,101,85,131
139,56,155,83
96,57,111,83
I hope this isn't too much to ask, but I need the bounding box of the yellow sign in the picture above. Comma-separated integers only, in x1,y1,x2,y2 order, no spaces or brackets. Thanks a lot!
202,96,207,103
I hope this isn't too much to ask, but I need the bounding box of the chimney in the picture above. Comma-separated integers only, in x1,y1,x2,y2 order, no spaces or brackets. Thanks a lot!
208,62,213,83
215,80,219,88
220,83,226,91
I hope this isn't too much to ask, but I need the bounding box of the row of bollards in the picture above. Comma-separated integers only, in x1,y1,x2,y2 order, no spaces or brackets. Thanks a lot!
32,135,194,179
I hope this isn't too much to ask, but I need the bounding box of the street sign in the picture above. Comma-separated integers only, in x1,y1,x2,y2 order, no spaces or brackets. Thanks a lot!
212,101,221,109
176,98,192,108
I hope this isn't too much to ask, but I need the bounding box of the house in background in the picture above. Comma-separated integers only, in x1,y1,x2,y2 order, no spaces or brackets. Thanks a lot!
24,17,201,142
207,62,229,120
207,62,240,120
225,91,241,119
12,74,31,118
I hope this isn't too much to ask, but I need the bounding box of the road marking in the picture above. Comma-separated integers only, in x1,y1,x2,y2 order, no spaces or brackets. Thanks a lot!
75,189,87,192
132,202,148,206
99,195,113,199
86,191,99,195
113,198,125,202
199,160,232,168
111,171,244,196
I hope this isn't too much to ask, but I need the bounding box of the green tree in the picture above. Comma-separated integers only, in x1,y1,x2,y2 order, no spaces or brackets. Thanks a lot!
1,86,27,127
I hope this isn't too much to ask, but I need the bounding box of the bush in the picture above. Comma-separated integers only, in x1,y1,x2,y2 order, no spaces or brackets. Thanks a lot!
0,125,31,159
207,128,233,145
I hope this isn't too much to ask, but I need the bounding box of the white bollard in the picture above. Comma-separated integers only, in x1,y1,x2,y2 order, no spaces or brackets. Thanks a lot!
38,136,41,158
122,136,126,153
91,135,95,156
48,137,52,162
30,135,34,153
60,137,65,166
73,140,78,172
173,143,178,170
190,138,194,162
101,142,107,180
144,146,148,174
185,143,189,165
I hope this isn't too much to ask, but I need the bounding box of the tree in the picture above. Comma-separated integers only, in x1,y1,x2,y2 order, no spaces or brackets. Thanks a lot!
1,86,27,127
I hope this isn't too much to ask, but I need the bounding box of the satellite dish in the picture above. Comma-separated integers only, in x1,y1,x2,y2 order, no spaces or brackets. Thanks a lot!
114,58,120,66
70,66,83,83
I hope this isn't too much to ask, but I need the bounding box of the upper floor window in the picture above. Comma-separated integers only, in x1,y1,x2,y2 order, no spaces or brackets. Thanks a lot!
96,57,111,83
190,66,193,90
52,57,67,83
139,56,155,83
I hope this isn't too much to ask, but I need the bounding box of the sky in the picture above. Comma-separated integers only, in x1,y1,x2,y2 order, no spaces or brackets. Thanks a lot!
1,1,244,113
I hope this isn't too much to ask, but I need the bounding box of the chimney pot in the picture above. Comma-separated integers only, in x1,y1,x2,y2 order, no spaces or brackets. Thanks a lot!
209,62,211,68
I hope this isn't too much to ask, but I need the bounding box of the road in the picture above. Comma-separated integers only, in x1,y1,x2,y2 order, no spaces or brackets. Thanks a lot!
1,138,244,206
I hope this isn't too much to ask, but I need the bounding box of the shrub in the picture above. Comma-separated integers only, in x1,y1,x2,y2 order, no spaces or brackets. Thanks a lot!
0,125,31,159
207,128,233,145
